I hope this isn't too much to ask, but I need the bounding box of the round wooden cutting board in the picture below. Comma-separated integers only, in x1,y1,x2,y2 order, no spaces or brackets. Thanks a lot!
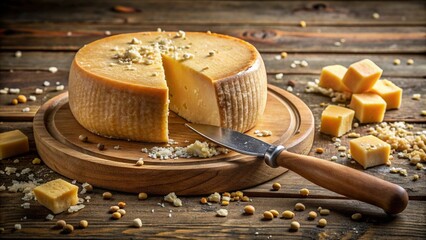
33,85,314,195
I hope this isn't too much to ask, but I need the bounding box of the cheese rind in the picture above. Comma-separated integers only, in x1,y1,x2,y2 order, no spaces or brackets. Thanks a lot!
320,105,355,137
369,79,402,110
349,93,387,123
68,32,267,142
318,65,349,92
349,135,390,169
33,179,78,214
342,59,382,93
0,130,29,160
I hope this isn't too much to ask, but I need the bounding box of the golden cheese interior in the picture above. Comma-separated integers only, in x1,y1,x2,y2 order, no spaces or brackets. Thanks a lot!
69,32,267,142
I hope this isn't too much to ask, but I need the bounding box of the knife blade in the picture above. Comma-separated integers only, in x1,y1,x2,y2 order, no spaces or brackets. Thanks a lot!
186,123,408,214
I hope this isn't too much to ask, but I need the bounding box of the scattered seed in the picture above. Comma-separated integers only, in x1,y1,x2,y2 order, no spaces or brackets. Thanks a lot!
11,99,18,105
269,210,279,218
318,218,327,227
294,203,306,211
56,85,65,91
416,163,424,170
117,209,126,216
22,107,30,112
351,213,362,221
287,80,296,87
412,174,420,181
97,143,105,150
78,134,88,142
132,218,143,228
290,221,300,231
62,224,74,233
244,205,255,215
15,51,22,58
17,95,27,103
330,156,338,161
299,21,307,28
103,192,112,200
221,200,229,206
241,196,250,202
110,206,120,213
138,192,148,200
353,122,359,128
421,110,426,116
79,220,88,228
117,201,126,208
275,73,284,80
14,224,22,230
83,183,93,192
272,182,281,191
282,210,295,219
299,188,309,197
281,52,288,59
263,211,274,220
308,211,317,220
200,197,208,204
105,31,112,36
35,88,43,94
320,209,330,215
315,148,324,154
55,220,67,229
393,59,401,65
112,212,122,220
337,146,347,152
407,59,414,65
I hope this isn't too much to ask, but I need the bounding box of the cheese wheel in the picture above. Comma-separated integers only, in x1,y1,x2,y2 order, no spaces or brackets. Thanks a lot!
69,32,267,142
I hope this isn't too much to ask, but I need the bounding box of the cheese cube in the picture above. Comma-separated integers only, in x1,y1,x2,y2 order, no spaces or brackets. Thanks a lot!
318,65,349,92
0,130,29,160
349,93,386,123
369,79,402,109
33,179,78,214
349,135,391,169
342,59,383,93
320,105,355,137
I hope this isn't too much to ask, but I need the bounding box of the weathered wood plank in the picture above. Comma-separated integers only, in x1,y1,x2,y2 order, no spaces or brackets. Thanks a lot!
1,1,425,25
1,52,425,78
0,182,425,239
1,24,425,53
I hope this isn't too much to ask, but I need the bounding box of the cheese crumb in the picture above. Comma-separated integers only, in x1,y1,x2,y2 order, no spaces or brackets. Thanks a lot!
372,12,380,19
412,94,421,100
216,209,228,217
48,67,58,73
15,51,22,58
22,107,30,112
43,81,50,87
35,88,43,94
254,130,272,137
407,59,414,65
299,21,307,27
56,85,65,91
275,73,284,80
393,59,401,65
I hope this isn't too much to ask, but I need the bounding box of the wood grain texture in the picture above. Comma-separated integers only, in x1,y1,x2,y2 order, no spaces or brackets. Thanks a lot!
33,86,314,195
1,24,425,53
1,1,425,25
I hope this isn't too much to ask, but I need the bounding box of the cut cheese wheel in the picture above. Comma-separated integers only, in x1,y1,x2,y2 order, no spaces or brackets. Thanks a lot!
69,32,267,142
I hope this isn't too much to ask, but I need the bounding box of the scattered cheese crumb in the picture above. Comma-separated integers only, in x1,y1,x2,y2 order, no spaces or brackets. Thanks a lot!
393,59,401,65
132,218,143,228
48,67,58,73
372,12,380,19
46,214,55,221
299,21,307,28
29,95,36,101
275,73,284,80
216,209,228,217
254,130,272,137
9,88,20,94
15,51,22,58
412,94,421,100
35,88,43,94
22,107,30,112
56,85,65,91
407,59,414,65
14,224,22,230
281,52,288,59
105,31,112,36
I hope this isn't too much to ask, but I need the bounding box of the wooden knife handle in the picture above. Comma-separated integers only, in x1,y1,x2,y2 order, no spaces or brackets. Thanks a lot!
275,150,408,214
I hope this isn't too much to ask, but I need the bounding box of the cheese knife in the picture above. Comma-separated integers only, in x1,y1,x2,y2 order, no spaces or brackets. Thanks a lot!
186,123,408,214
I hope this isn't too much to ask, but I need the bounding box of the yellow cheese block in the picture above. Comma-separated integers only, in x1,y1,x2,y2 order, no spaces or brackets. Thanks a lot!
0,130,29,160
342,59,382,93
320,105,355,137
69,32,267,142
33,179,78,214
349,93,387,123
318,65,349,92
349,135,390,169
369,79,402,110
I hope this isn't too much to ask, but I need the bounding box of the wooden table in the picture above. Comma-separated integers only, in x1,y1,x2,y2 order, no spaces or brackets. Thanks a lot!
1,1,425,239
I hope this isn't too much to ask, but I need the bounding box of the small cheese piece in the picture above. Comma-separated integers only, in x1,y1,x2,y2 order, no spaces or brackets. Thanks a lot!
320,105,355,137
369,79,402,109
349,93,387,123
349,135,390,169
342,59,383,93
33,179,78,214
318,65,349,92
0,130,29,160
